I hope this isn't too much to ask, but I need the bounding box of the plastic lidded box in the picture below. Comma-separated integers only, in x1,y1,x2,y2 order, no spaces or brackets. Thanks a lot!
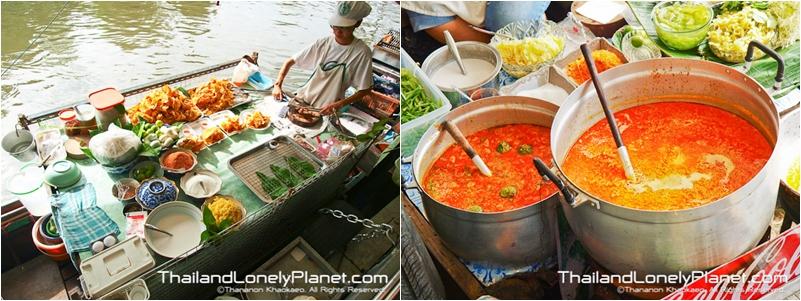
80,236,155,298
399,49,452,159
89,87,125,111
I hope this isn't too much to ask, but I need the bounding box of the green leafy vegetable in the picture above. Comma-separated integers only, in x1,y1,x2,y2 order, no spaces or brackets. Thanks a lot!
285,156,316,179
270,165,300,187
200,205,232,243
400,68,442,124
257,171,288,199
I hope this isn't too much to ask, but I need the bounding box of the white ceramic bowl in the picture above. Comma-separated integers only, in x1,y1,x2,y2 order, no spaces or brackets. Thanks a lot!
144,202,204,258
179,169,222,199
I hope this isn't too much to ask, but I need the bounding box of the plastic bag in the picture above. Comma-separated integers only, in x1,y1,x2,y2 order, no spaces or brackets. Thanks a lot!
231,59,259,87
88,124,141,166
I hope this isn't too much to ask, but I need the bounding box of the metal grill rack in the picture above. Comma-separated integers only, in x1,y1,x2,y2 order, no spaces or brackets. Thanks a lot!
375,29,400,54
229,136,326,203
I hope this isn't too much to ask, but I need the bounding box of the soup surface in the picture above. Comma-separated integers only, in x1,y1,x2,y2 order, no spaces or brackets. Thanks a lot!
424,124,556,213
562,102,772,211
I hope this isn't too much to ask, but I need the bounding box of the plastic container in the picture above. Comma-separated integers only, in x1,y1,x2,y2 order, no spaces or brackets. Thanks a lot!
75,104,98,136
7,163,51,216
80,236,155,298
231,59,259,87
89,87,128,131
59,109,81,137
399,49,452,159
247,71,273,90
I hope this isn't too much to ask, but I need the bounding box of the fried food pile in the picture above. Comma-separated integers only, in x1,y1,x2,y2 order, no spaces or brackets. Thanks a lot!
245,111,270,129
202,127,225,145
220,115,245,134
191,78,235,115
127,85,202,125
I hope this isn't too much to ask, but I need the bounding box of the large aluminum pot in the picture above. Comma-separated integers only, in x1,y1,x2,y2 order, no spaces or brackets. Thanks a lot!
411,96,559,265
542,57,782,276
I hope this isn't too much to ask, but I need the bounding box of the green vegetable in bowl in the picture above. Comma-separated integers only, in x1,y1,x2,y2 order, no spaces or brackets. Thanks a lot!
708,6,775,63
653,2,714,50
132,164,156,181
400,68,442,124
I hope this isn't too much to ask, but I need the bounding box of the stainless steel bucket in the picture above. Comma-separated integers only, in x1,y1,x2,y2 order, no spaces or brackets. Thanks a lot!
411,96,559,265
421,41,502,107
539,57,782,276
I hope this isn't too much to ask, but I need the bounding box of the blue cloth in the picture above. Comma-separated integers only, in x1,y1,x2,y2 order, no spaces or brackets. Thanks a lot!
406,10,455,32
485,1,551,31
51,183,120,254
406,2,551,32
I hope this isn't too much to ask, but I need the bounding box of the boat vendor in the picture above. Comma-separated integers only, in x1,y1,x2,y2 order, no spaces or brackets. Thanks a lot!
272,1,374,117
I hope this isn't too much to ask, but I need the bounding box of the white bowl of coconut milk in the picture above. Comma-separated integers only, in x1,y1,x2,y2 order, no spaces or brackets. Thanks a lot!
421,41,502,101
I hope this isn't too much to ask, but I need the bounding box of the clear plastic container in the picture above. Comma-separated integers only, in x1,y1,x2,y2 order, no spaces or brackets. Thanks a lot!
7,163,51,216
399,49,452,159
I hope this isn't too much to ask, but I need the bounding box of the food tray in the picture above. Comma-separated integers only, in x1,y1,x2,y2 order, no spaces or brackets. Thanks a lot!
80,236,154,298
498,65,577,106
180,117,228,148
244,237,343,300
209,110,244,135
553,37,628,86
239,108,271,131
228,136,325,203
399,48,452,159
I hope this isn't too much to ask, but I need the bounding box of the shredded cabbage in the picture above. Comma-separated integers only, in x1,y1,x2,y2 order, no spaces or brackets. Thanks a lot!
767,1,800,48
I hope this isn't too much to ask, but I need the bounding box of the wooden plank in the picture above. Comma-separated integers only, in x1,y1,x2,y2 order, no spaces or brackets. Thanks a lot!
401,194,486,298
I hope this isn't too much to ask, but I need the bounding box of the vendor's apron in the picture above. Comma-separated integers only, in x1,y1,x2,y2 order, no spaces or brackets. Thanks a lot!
294,42,349,109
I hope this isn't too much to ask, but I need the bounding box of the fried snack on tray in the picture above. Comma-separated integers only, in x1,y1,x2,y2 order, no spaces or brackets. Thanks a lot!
220,115,245,134
177,136,206,153
246,111,270,129
127,85,201,125
202,127,225,145
191,78,235,115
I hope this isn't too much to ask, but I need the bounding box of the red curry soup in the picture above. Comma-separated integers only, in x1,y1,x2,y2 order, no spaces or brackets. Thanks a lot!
424,124,557,213
562,102,772,211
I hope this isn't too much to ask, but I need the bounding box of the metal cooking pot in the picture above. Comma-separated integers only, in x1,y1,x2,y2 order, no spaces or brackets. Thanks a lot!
421,41,502,106
411,96,559,265
538,43,785,276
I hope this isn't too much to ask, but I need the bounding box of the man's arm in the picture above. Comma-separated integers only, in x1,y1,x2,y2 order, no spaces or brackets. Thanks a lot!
320,88,372,115
272,58,296,101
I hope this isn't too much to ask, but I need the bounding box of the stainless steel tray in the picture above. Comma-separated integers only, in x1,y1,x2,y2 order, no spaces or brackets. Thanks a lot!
228,136,325,203
245,237,343,300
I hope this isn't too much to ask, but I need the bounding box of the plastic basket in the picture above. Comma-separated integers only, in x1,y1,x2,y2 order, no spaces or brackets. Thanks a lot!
399,49,452,159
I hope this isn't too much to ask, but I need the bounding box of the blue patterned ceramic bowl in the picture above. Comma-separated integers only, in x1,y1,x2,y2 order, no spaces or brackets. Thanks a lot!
136,177,178,210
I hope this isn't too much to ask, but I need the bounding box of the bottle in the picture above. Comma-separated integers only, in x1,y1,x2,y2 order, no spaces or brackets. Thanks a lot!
59,109,81,137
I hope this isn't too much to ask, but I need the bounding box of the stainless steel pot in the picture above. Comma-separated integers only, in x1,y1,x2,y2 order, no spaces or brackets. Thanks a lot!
411,96,559,265
421,41,502,106
538,46,784,276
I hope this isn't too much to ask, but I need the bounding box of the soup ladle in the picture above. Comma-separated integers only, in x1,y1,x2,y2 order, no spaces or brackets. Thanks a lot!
580,44,637,180
443,30,467,75
440,120,492,177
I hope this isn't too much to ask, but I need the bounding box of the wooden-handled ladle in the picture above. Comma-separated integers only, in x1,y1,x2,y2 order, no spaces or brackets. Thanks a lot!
440,120,492,177
580,44,637,180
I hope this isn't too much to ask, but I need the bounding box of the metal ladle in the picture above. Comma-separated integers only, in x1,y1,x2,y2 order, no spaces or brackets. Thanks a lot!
440,120,492,177
580,44,637,180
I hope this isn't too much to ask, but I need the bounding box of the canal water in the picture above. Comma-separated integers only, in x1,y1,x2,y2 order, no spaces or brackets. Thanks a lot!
0,1,399,203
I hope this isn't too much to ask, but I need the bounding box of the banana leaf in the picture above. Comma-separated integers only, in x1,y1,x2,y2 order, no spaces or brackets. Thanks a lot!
285,156,316,179
256,171,288,199
626,1,800,98
270,164,301,187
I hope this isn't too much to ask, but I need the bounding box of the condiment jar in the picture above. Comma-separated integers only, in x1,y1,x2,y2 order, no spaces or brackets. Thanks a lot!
89,87,128,131
59,109,81,137
75,104,98,136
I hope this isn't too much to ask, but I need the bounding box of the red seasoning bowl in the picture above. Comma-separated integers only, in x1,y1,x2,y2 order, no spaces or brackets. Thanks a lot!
159,148,198,174
31,217,69,261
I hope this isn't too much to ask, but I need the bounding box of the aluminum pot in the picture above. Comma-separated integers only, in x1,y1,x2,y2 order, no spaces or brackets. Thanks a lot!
538,52,783,276
411,96,559,265
421,41,502,106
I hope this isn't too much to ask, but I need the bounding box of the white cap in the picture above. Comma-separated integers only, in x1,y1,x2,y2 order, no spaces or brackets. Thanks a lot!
329,1,372,27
